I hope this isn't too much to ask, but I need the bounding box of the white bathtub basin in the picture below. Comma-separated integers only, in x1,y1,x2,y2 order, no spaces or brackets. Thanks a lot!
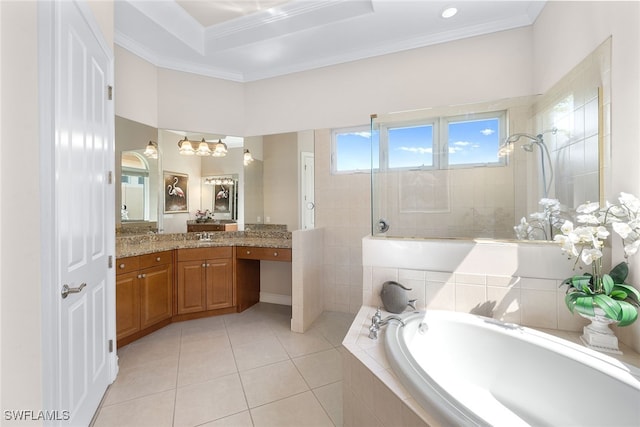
384,310,640,427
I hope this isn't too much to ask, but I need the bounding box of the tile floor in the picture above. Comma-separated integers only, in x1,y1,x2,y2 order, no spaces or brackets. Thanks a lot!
91,303,355,427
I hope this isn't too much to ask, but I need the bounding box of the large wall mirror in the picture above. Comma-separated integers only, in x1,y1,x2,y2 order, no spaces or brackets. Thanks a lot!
116,116,162,232
115,116,315,234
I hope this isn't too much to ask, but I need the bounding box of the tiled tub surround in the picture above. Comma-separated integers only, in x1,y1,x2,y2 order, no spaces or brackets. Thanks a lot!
347,236,640,426
363,236,610,332
342,306,640,427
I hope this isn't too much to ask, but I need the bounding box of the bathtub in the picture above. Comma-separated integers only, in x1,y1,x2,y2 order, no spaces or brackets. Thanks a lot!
384,310,640,427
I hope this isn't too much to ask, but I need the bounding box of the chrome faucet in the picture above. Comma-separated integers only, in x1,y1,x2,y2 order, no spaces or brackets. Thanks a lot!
368,308,405,340
198,232,213,241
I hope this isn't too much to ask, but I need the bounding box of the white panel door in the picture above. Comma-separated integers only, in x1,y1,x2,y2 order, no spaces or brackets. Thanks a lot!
55,2,113,425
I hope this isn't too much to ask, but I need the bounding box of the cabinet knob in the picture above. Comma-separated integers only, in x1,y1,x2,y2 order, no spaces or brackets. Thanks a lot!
141,273,146,278
202,263,206,268
273,252,278,257
246,250,251,255
119,263,125,269
156,257,161,262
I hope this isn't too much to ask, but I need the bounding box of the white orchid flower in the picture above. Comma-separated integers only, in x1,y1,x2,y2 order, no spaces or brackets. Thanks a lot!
574,226,595,242
581,248,603,265
624,239,640,257
576,202,600,214
595,226,610,240
554,235,579,257
608,204,627,218
619,192,640,212
613,221,633,238
560,220,574,235
529,212,546,221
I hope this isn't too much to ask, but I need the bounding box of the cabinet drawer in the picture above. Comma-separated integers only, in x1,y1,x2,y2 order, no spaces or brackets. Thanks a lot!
139,251,173,269
116,256,140,275
236,246,292,262
177,247,233,262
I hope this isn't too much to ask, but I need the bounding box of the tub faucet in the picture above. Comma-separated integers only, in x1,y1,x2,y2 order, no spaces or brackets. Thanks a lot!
369,308,405,340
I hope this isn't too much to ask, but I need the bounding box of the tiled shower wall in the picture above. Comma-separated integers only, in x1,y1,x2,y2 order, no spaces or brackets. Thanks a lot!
533,38,611,208
314,128,370,314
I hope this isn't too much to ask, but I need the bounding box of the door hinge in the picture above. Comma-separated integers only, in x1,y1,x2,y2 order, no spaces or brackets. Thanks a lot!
109,339,114,353
107,85,113,101
108,255,113,269
108,171,113,184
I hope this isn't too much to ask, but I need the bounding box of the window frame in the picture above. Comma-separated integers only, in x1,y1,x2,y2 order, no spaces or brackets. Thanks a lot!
441,110,507,169
331,125,372,174
330,110,507,175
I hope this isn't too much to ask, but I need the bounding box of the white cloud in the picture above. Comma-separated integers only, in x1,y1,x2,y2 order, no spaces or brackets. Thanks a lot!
351,131,371,138
480,128,495,136
449,146,464,154
453,141,471,147
398,146,432,154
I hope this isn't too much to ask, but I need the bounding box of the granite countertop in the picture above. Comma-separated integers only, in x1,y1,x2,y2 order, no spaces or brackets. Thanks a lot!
116,231,292,258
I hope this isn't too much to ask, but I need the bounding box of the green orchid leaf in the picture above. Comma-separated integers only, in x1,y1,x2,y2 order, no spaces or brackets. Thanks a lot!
616,301,639,326
610,289,628,300
565,293,580,313
614,283,640,304
571,295,596,317
609,262,629,283
593,294,622,320
602,274,615,295
570,276,593,293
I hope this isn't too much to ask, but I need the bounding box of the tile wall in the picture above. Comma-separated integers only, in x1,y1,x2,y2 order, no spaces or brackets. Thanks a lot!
314,129,371,314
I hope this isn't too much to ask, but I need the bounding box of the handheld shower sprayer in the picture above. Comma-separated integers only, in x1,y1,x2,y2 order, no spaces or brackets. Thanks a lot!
499,128,557,197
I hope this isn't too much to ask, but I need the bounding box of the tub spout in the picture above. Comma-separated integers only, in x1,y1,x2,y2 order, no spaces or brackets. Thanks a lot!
369,308,405,339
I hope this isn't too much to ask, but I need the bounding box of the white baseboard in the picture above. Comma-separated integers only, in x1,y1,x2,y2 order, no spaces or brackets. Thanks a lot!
259,292,292,306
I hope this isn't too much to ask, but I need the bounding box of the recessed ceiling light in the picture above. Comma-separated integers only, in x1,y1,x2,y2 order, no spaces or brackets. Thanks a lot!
441,7,458,19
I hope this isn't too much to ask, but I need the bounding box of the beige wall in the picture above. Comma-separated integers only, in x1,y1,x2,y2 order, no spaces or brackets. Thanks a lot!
115,47,158,128
263,133,299,231
1,1,43,419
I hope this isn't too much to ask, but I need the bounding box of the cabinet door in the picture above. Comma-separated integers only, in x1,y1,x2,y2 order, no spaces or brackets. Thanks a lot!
139,263,173,329
116,271,140,340
206,258,234,310
177,260,207,314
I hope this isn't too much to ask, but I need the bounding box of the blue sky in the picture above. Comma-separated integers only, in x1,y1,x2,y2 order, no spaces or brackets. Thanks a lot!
336,117,500,171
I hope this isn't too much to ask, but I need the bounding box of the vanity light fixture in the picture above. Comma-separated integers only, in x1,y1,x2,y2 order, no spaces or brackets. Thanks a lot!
143,140,158,159
178,137,195,155
204,177,235,186
212,139,228,157
177,137,228,157
243,149,254,166
196,138,212,156
441,7,458,18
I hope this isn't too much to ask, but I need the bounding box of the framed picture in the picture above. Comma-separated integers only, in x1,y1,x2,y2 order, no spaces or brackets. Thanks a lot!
164,171,188,213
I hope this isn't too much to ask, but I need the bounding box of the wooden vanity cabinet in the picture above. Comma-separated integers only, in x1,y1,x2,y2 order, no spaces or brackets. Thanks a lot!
235,246,292,312
176,247,235,318
116,251,173,346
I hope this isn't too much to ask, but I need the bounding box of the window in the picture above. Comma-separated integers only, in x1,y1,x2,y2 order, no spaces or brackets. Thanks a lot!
444,111,505,167
332,126,372,173
331,110,505,174
388,123,434,169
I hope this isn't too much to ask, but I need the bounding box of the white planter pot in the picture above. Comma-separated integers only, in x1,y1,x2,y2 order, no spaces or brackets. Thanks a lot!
578,308,622,354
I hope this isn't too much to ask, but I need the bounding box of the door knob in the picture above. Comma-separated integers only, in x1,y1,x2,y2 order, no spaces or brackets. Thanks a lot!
61,283,86,299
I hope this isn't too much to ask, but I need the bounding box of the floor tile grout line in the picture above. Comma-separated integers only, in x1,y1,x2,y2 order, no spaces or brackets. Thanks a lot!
171,325,185,427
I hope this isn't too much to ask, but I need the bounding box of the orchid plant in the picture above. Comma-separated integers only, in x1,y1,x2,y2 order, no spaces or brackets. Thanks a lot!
553,192,640,326
514,198,568,240
195,209,214,222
